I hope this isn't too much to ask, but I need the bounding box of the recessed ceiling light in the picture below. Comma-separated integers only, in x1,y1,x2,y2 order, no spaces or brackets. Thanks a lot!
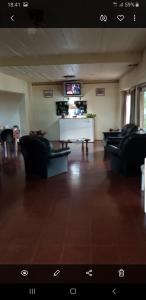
128,64,138,67
63,75,75,79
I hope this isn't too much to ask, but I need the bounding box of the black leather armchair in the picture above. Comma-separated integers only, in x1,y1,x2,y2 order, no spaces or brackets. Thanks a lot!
103,123,138,157
120,123,138,136
107,133,146,175
0,129,14,143
19,135,71,178
0,129,14,154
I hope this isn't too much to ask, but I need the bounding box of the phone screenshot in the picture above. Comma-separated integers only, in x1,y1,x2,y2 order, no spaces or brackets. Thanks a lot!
0,0,146,297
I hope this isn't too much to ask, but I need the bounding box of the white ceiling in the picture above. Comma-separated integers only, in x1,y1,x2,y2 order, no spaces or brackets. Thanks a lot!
0,28,146,83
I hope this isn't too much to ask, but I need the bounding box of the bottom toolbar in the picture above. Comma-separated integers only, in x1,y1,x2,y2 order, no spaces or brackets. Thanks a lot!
0,283,146,297
0,265,146,284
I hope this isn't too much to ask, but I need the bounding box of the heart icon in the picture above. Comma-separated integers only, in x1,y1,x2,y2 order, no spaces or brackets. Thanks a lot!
117,15,124,21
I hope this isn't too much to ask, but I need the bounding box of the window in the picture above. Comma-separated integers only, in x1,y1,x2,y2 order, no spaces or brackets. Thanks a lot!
139,87,146,129
125,94,131,124
143,91,146,129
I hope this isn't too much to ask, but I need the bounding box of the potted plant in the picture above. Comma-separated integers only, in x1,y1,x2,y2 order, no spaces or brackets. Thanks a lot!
86,113,96,118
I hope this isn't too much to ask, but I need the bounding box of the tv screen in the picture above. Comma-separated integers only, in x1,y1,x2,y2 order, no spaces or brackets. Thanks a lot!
64,82,81,96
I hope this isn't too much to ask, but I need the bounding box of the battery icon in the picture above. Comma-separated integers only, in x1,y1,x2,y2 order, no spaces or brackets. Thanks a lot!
23,2,29,7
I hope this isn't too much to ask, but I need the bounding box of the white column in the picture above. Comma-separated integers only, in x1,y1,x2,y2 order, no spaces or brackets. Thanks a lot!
14,138,18,157
4,141,8,158
144,158,146,213
141,165,145,191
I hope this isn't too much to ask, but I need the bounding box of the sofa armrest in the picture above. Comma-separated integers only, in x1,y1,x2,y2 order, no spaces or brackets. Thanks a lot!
52,147,70,153
49,149,71,158
107,145,119,155
103,131,121,140
104,136,122,146
106,136,122,142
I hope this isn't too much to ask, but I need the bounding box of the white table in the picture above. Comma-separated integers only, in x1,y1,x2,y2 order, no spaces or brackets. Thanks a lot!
59,118,95,142
144,158,146,213
141,164,144,191
141,159,146,213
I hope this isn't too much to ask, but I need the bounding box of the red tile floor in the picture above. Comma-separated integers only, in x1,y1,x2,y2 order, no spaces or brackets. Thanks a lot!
0,141,146,264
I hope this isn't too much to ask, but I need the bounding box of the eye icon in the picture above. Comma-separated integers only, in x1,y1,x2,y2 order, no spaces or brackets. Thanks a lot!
21,270,29,277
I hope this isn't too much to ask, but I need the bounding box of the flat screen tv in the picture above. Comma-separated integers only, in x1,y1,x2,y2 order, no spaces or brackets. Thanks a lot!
64,82,81,96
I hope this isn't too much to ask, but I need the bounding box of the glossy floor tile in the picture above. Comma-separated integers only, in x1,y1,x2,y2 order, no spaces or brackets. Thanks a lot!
0,141,145,264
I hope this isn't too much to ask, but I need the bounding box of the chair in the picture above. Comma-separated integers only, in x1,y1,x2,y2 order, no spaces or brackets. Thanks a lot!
107,133,146,175
19,135,71,178
0,129,14,157
0,129,14,143
103,123,138,157
120,123,138,136
29,130,46,137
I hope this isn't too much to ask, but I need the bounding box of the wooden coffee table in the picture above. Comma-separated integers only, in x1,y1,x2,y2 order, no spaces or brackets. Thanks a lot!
59,138,90,154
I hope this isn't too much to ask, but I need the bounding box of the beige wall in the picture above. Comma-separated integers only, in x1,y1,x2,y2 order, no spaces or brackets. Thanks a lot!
120,49,146,90
0,72,30,133
0,92,21,128
30,82,119,140
118,49,146,127
83,83,119,139
30,84,62,140
0,72,119,140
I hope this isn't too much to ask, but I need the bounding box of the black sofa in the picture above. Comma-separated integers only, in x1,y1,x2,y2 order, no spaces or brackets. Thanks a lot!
0,129,14,154
103,123,138,157
19,135,71,178
0,129,14,143
107,133,146,175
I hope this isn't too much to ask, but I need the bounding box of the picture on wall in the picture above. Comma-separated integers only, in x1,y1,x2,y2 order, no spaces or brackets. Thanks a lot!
74,101,87,115
95,88,105,96
56,101,69,116
43,89,53,98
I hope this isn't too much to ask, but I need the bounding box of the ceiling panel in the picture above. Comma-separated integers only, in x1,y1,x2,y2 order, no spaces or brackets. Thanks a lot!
0,28,146,56
0,28,145,82
0,63,129,82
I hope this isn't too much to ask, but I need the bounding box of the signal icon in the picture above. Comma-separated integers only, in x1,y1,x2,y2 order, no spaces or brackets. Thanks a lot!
113,2,118,7
135,2,139,7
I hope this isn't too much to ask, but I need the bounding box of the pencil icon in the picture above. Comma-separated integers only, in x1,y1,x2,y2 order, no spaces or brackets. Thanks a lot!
53,270,60,277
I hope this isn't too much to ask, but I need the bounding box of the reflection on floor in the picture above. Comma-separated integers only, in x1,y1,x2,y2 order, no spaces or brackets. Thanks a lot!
0,141,146,264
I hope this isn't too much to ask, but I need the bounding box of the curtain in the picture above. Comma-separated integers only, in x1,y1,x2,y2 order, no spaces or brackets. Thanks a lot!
121,83,146,128
137,84,146,128
121,91,126,127
136,87,141,127
130,88,136,123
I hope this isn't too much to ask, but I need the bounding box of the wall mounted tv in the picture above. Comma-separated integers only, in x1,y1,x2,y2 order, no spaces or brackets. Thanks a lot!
64,82,82,96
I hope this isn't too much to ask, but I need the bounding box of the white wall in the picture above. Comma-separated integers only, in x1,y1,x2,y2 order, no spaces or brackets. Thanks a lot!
30,82,119,140
120,50,146,90
0,72,30,133
30,84,62,140
118,49,146,127
0,73,119,139
0,92,21,128
83,83,119,139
